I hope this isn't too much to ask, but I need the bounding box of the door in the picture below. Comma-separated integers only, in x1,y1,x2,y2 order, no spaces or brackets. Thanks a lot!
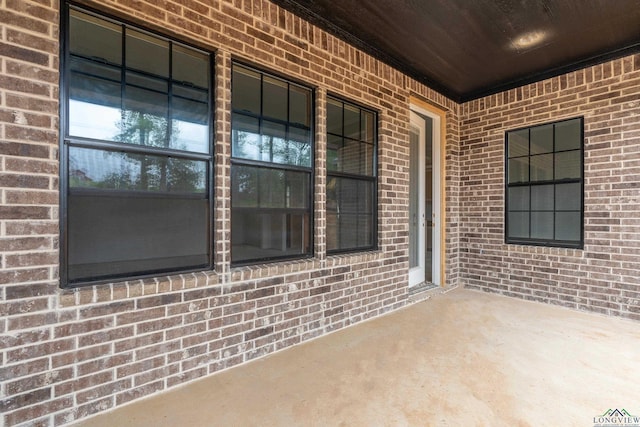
409,109,441,287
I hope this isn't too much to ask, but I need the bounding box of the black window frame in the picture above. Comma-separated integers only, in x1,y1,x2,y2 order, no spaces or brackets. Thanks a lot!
326,94,379,254
505,117,584,249
60,2,215,287
230,62,315,266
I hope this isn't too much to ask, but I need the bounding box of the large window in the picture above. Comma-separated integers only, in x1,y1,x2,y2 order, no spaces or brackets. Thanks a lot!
231,64,313,264
326,97,377,252
62,6,213,285
505,117,583,248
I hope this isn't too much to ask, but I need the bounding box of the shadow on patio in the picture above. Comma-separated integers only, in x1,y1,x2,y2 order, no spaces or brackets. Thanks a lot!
73,288,640,426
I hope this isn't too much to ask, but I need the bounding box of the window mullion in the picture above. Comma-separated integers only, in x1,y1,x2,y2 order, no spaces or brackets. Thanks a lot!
528,128,532,239
166,41,173,150
120,25,127,131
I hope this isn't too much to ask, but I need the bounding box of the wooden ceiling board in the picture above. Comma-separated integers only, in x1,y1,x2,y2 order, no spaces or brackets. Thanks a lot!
271,0,640,101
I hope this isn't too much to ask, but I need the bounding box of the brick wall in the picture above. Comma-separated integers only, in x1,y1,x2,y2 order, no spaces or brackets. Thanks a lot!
460,55,640,320
0,0,460,425
3,0,637,425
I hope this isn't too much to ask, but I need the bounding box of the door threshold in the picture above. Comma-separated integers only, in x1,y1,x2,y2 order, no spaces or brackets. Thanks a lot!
409,282,438,296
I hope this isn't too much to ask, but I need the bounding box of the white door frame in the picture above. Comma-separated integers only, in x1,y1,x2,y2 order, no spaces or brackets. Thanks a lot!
409,103,443,287
408,112,426,287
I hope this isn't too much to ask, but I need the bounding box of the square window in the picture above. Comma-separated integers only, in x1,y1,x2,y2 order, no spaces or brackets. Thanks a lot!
555,150,581,179
232,66,261,115
555,119,582,151
531,185,554,211
556,212,581,241
508,212,529,239
508,157,529,184
530,124,553,154
508,129,528,158
508,186,530,211
530,153,553,182
505,118,583,248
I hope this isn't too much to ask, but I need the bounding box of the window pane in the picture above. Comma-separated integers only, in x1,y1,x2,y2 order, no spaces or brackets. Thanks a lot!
70,10,122,65
508,157,529,184
555,150,581,179
362,110,375,143
173,44,208,88
120,107,170,149
357,215,373,247
341,139,361,174
339,214,358,250
327,134,342,172
263,120,287,163
530,154,553,182
531,184,553,211
172,96,209,154
232,114,261,160
122,106,170,143
327,177,373,251
126,70,167,94
530,124,553,154
333,138,374,176
231,211,309,262
173,91,208,124
361,142,374,176
288,128,312,167
556,183,581,211
232,66,261,115
327,98,343,135
68,194,208,282
232,165,258,208
508,186,529,211
126,29,169,76
508,212,529,238
508,129,528,158
173,84,208,104
286,170,309,209
531,212,554,239
69,59,122,140
69,9,211,153
555,119,581,151
69,147,206,193
232,166,309,209
263,76,288,121
289,85,311,127
258,168,286,208
262,122,311,167
556,212,581,241
357,180,373,213
344,104,360,139
338,178,358,212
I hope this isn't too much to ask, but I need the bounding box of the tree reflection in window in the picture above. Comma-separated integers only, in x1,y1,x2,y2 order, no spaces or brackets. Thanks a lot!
69,112,205,194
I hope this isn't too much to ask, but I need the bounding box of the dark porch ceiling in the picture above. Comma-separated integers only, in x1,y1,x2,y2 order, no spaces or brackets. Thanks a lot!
270,0,640,102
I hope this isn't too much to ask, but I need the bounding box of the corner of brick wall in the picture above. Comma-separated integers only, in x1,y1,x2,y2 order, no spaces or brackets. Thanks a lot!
459,54,640,320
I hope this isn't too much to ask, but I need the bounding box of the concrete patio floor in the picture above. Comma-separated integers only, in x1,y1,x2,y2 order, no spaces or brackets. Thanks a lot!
73,288,640,426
